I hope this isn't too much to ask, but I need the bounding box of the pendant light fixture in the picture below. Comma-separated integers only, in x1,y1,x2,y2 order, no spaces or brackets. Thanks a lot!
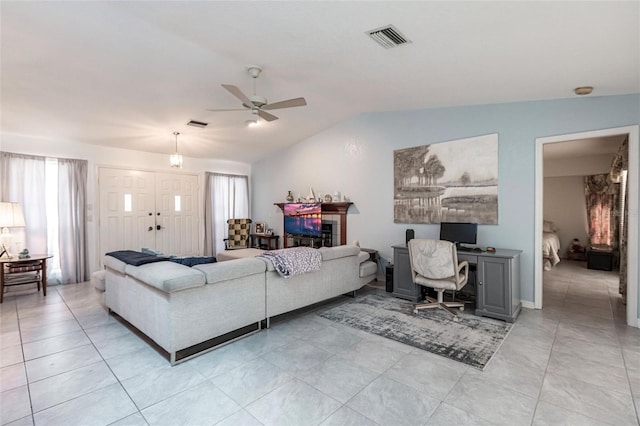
169,131,183,168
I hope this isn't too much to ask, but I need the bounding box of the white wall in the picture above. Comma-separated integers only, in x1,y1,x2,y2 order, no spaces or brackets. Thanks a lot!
1,134,251,275
543,176,588,256
544,153,615,177
251,94,640,307
543,150,618,256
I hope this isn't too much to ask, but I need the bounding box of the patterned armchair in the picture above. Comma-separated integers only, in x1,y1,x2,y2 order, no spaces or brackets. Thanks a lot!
224,218,252,250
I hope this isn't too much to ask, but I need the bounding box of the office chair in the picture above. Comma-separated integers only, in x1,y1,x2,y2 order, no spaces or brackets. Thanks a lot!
408,239,469,320
224,218,252,250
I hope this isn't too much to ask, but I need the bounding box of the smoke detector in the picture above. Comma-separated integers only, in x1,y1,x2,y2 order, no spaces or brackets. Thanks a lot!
574,86,593,96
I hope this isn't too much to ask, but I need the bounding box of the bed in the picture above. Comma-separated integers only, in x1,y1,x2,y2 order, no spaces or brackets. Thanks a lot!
542,220,561,271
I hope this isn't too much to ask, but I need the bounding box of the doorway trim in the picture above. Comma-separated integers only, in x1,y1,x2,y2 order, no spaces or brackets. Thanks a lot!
535,125,639,327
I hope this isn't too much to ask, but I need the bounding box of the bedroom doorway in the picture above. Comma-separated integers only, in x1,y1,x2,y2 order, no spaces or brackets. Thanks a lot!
535,126,639,328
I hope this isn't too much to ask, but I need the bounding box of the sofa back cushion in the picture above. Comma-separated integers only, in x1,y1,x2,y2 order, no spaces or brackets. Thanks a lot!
125,261,206,293
194,257,266,285
318,244,359,261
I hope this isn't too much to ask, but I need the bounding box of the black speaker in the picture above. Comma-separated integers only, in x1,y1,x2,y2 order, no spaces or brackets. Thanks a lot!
385,265,394,292
405,229,415,245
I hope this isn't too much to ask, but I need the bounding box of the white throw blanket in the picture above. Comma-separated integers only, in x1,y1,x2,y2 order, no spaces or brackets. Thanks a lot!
258,247,321,278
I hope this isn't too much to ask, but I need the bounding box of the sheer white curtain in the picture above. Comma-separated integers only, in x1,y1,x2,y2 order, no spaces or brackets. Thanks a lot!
204,172,249,256
0,152,48,256
1,152,88,284
58,158,88,283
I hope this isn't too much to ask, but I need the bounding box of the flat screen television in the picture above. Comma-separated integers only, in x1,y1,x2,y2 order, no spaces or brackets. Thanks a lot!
284,203,322,237
439,222,477,250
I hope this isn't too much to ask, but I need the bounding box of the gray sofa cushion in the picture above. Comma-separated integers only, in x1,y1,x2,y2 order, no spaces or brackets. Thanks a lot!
125,261,206,293
104,255,127,274
360,260,377,278
193,257,266,285
319,244,360,261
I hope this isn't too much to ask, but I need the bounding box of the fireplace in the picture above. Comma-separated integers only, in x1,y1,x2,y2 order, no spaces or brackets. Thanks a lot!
321,223,333,247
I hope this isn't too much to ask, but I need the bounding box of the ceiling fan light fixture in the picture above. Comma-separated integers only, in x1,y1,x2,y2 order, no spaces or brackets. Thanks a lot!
574,86,593,96
170,132,183,168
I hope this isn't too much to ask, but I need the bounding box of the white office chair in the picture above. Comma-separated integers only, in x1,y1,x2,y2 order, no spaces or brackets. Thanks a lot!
407,239,469,320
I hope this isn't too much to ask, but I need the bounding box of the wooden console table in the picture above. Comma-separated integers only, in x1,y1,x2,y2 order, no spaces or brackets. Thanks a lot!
0,254,53,303
250,234,280,250
275,202,353,248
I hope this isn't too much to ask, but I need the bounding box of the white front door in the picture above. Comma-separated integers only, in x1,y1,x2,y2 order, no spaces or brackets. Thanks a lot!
155,173,199,256
98,168,200,262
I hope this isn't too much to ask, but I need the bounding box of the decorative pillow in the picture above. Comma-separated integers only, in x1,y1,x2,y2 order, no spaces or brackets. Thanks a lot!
141,247,165,257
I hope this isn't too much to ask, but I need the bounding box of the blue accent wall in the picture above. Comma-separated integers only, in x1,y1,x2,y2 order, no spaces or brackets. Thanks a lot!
252,94,639,309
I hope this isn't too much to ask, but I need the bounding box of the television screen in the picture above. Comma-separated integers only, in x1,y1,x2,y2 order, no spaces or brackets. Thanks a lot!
439,222,477,246
284,203,322,237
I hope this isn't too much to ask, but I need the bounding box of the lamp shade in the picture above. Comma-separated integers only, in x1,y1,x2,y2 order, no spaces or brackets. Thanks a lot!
0,202,26,228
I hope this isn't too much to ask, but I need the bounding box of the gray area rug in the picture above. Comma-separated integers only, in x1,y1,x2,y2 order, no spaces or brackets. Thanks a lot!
319,293,512,370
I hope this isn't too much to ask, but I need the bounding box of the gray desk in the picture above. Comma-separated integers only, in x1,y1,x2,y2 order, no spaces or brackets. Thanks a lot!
392,245,522,322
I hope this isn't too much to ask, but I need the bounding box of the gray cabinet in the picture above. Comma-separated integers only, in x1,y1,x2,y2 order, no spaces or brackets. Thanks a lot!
459,250,521,323
392,245,421,302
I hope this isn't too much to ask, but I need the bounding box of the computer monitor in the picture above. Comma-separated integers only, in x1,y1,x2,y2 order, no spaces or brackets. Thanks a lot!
439,222,477,250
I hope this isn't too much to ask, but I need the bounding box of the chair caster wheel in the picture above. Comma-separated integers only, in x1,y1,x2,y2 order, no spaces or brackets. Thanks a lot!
459,306,464,312
413,309,418,314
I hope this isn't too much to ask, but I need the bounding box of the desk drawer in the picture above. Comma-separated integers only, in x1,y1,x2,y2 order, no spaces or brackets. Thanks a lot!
457,253,477,264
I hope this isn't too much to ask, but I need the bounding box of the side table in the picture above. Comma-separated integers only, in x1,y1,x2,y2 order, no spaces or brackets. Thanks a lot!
250,234,280,250
0,254,53,303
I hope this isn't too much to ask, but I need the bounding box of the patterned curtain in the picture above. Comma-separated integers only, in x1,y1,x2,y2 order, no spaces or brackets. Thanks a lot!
610,136,629,300
584,174,618,246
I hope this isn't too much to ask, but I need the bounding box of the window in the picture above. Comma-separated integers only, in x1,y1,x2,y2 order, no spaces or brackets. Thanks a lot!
124,194,132,212
204,173,249,255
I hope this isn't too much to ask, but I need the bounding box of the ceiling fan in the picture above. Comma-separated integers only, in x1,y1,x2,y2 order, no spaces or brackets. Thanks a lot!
208,65,307,122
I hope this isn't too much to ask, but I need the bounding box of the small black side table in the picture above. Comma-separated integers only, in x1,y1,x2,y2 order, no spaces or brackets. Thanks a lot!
250,234,280,250
360,248,379,263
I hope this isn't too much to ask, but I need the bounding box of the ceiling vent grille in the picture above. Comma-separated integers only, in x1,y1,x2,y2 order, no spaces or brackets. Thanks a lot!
367,25,411,49
187,120,208,128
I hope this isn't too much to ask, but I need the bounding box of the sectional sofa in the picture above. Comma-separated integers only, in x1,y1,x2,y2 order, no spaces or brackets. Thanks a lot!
104,245,377,364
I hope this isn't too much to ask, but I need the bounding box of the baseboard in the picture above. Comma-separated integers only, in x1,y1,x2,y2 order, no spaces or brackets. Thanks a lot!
521,300,536,309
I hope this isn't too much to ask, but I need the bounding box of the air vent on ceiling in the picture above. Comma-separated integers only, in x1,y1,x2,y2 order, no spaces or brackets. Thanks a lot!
366,25,411,49
187,120,208,128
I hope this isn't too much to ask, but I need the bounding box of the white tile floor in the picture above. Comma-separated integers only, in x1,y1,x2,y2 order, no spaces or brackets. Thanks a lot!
1,261,639,425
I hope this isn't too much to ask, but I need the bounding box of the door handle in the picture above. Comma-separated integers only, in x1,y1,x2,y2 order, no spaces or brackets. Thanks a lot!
156,225,162,231
148,226,153,231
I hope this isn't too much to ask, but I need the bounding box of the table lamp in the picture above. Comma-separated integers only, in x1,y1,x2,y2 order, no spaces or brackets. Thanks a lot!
0,202,26,258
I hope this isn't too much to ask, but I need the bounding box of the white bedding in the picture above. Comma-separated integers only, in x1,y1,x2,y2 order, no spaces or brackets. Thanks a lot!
543,232,561,271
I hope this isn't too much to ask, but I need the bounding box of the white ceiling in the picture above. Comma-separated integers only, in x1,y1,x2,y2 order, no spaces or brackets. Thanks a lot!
2,1,638,163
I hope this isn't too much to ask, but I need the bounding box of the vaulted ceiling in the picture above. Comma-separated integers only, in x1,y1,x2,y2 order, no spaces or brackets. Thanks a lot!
2,1,638,163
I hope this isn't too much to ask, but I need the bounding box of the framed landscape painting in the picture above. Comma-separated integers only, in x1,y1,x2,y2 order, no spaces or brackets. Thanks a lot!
393,133,498,224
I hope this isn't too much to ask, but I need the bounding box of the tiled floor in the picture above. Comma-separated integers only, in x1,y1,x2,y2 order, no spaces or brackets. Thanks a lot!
1,261,639,425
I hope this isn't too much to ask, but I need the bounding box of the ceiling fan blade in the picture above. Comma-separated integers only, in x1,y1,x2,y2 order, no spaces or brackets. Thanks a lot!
257,110,279,122
262,97,307,111
221,84,253,107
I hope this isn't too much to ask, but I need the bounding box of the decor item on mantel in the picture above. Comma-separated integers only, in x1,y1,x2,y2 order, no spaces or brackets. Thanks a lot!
286,191,294,202
307,187,315,202
324,193,332,202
